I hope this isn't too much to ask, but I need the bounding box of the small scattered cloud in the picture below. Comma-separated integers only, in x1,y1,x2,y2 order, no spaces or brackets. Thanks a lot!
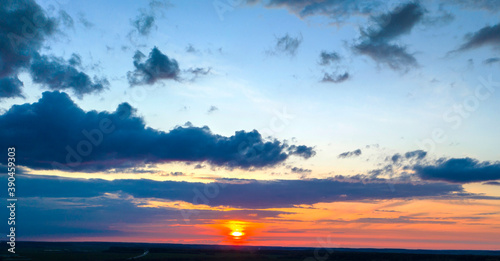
127,47,180,86
267,33,303,57
291,167,312,174
319,51,341,66
58,10,74,28
454,23,500,52
322,72,350,83
338,149,362,159
77,12,94,28
207,106,218,114
131,12,156,36
483,57,500,65
353,3,424,71
185,44,199,53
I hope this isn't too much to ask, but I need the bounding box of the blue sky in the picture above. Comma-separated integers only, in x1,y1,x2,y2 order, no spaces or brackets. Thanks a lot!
1,0,500,249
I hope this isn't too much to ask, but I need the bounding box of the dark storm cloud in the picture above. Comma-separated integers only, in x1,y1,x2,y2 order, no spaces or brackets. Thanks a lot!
414,157,500,183
353,3,424,71
322,72,349,83
268,34,303,57
0,77,24,99
0,0,57,98
127,47,180,85
338,149,362,158
29,54,109,98
131,12,156,36
15,174,463,209
483,57,500,65
319,51,341,66
0,91,314,171
455,23,500,52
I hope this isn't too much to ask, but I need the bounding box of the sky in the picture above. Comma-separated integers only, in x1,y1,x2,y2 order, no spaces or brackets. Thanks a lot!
1,0,500,250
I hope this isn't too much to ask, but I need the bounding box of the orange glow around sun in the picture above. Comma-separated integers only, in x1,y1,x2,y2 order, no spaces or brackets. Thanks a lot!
208,220,262,245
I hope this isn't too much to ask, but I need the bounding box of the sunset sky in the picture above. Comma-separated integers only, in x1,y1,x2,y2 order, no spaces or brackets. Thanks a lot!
1,0,500,250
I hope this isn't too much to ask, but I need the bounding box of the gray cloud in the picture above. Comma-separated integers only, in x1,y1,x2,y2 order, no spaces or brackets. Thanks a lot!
0,91,314,171
338,149,362,158
254,0,383,22
127,47,180,86
268,33,303,57
14,174,463,209
414,157,500,183
319,51,341,66
353,3,424,71
483,57,500,65
0,0,57,99
131,12,156,36
0,77,24,99
322,72,349,83
29,53,109,98
455,23,500,52
207,105,218,114
291,167,312,174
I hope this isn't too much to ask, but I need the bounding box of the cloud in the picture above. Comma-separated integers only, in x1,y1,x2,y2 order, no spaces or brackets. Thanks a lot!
484,181,500,186
0,77,24,99
288,145,316,159
187,67,211,81
353,3,424,71
338,149,362,158
414,157,500,183
319,51,341,66
483,57,500,65
77,12,94,28
445,0,500,12
131,12,156,36
291,167,312,174
29,53,109,98
14,174,463,209
127,47,180,86
58,10,74,28
455,23,500,52
0,0,57,99
322,72,349,83
268,33,303,57
0,91,314,171
207,106,218,114
254,0,382,22
185,44,199,53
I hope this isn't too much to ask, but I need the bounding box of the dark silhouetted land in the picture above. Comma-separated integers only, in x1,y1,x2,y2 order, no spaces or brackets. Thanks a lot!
1,241,499,261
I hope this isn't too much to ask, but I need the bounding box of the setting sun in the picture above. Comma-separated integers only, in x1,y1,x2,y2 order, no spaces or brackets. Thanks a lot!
231,231,244,237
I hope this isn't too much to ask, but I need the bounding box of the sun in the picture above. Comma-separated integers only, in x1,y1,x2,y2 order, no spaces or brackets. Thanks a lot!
230,231,244,237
